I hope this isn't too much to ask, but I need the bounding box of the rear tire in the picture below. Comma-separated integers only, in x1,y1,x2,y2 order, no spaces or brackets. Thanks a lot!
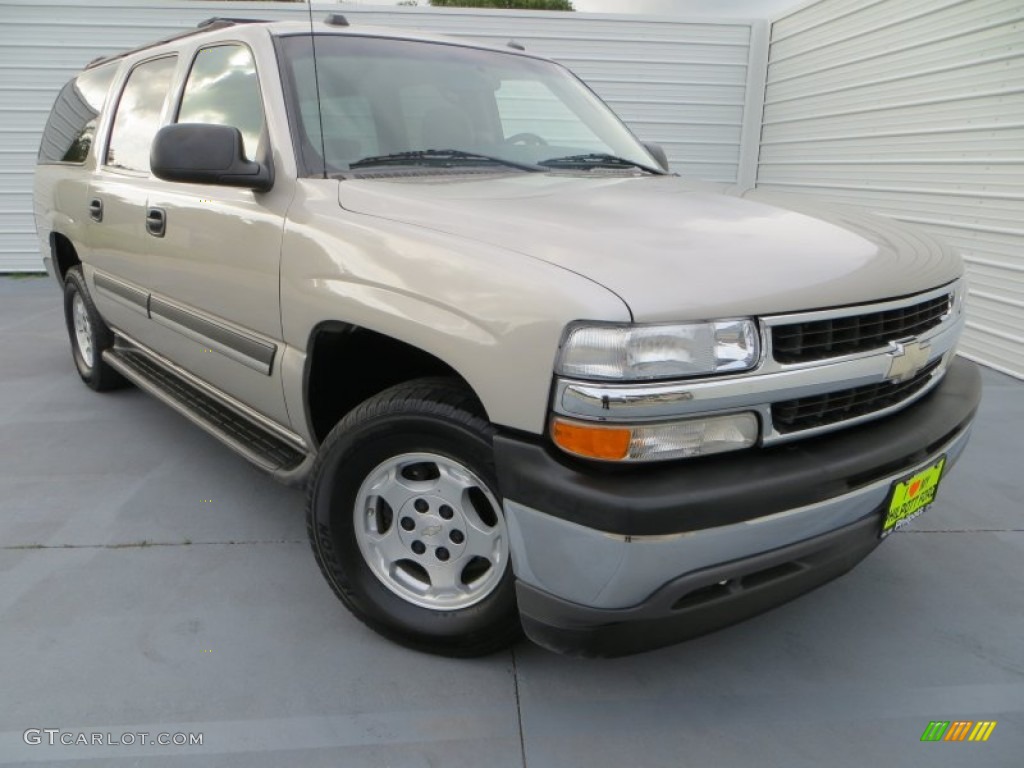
306,378,521,657
63,266,126,391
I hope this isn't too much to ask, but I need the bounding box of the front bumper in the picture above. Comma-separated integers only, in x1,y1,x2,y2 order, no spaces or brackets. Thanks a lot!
495,357,981,656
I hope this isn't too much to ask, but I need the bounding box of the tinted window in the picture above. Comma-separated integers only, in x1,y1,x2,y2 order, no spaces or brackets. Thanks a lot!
38,64,118,164
177,45,264,161
106,56,178,172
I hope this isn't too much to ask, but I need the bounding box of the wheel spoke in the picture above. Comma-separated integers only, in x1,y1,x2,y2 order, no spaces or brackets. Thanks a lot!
462,526,502,562
436,462,474,502
424,562,468,595
364,523,407,566
365,465,417,514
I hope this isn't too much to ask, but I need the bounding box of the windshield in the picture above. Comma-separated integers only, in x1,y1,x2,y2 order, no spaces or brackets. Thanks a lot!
277,35,658,175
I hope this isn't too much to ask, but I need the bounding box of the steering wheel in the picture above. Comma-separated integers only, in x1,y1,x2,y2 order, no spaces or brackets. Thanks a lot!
504,132,548,147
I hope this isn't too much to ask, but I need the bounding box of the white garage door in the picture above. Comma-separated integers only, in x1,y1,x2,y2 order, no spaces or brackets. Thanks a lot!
757,0,1024,378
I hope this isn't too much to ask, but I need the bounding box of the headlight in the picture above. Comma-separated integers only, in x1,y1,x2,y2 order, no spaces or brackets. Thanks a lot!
556,320,760,381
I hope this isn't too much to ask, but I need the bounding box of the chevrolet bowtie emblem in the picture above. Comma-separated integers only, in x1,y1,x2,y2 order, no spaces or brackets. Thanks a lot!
887,340,931,383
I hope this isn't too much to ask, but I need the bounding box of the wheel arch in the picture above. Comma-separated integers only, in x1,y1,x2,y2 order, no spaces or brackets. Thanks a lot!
49,231,82,281
303,320,489,446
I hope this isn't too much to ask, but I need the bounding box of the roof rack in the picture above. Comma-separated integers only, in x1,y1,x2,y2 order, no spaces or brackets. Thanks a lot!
85,17,268,70
196,17,268,30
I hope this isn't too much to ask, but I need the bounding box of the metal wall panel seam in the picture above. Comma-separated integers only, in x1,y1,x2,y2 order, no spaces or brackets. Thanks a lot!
768,0,974,64
737,20,770,191
892,217,1024,238
771,0,888,43
965,322,1024,345
771,5,1014,62
965,256,1024,272
763,51,1024,106
970,291,1024,310
759,160,1024,168
763,86,1024,125
766,14,1024,85
760,123,1024,145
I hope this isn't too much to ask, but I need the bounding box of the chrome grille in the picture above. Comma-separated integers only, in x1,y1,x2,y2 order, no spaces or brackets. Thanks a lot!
771,360,941,434
772,293,951,363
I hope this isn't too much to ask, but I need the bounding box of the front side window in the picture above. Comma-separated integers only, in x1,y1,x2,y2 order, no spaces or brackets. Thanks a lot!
177,44,265,162
278,36,656,175
106,56,178,173
38,63,118,164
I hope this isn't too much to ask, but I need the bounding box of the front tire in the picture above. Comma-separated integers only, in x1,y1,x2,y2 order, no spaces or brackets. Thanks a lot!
306,378,520,657
62,266,126,391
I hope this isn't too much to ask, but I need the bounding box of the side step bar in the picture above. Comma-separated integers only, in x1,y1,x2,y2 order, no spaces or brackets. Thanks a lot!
103,340,313,486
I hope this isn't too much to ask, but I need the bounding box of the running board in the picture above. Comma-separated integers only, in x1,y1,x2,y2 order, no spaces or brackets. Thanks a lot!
103,341,312,485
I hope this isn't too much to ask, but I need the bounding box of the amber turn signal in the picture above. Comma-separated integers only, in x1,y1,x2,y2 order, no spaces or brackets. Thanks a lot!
550,418,631,461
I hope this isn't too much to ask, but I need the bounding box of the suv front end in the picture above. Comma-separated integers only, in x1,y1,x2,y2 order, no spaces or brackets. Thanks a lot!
496,279,980,656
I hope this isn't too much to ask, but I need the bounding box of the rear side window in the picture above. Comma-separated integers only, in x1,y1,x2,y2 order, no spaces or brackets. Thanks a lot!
106,56,178,173
177,44,265,162
38,64,118,164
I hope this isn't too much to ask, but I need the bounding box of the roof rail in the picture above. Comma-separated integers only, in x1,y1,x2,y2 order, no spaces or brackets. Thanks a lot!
85,17,268,70
197,17,268,30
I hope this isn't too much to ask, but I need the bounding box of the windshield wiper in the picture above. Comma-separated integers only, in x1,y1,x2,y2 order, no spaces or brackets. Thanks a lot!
538,153,663,174
348,149,540,172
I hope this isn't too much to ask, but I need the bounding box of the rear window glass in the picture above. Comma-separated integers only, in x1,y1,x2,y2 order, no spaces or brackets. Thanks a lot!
38,63,118,164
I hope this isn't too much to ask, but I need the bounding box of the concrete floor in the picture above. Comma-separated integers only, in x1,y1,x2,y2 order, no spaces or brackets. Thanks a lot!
1,274,1021,767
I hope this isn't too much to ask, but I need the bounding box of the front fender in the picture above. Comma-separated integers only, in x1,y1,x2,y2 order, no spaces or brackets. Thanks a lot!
279,179,630,437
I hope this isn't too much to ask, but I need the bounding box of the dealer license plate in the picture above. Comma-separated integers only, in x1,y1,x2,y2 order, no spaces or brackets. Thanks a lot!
881,456,946,538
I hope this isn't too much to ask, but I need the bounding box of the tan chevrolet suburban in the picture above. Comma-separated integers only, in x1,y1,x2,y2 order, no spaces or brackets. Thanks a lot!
33,16,981,657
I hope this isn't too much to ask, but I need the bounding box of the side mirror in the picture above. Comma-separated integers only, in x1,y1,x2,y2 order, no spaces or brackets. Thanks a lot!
643,142,669,172
151,124,273,192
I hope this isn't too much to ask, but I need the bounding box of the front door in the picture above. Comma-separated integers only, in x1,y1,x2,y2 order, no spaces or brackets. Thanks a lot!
142,43,291,426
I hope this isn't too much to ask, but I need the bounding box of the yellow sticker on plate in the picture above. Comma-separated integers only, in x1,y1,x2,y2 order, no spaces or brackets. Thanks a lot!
882,456,946,537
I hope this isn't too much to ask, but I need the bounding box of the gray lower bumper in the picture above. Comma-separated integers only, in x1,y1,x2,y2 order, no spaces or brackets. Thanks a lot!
504,421,973,613
515,512,884,658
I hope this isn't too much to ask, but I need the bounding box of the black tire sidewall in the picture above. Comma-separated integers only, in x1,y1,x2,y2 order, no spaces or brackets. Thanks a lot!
62,267,123,391
63,268,100,384
309,404,518,654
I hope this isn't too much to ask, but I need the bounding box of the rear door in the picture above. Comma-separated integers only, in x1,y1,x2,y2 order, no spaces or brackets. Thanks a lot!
86,54,179,336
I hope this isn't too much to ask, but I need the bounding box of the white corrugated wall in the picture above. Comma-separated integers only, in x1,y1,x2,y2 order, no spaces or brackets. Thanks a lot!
757,0,1024,378
0,0,761,272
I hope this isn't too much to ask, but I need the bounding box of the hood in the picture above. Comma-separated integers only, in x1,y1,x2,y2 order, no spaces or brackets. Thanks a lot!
338,173,961,322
